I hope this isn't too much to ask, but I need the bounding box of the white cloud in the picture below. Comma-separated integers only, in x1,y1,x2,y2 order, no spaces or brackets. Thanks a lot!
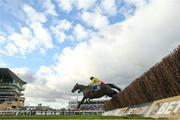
50,19,72,43
11,67,72,108
56,0,96,13
56,0,73,13
42,0,58,16
12,67,36,83
75,0,96,10
81,11,109,29
21,4,53,55
0,33,6,44
30,22,53,50
126,0,149,9
0,4,53,56
2,22,53,56
5,43,19,56
100,0,117,16
73,24,88,40
52,29,66,43
37,66,55,78
6,24,53,56
23,4,47,23
54,20,72,31
118,0,148,18
8,27,34,56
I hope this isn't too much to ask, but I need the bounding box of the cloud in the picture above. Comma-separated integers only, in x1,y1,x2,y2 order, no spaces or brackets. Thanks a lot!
73,24,88,40
0,33,6,44
125,0,149,10
100,0,117,16
75,0,96,10
42,0,58,16
0,4,54,56
12,67,36,83
81,11,109,29
30,22,53,53
5,43,19,56
50,19,72,43
56,0,74,13
52,30,67,43
6,24,53,56
53,19,72,31
13,66,75,108
8,27,34,56
118,0,148,18
56,0,96,13
10,67,68,107
23,4,47,23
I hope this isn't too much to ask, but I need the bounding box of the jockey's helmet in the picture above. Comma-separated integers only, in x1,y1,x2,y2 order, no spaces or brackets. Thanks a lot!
90,76,94,80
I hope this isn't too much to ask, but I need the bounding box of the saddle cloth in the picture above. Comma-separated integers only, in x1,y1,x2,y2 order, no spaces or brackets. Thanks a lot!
92,81,105,91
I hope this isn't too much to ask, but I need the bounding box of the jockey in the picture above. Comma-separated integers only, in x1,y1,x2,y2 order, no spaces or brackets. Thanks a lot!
89,76,104,91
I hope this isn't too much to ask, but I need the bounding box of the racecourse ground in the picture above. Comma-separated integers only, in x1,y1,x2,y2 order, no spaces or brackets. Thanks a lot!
0,115,166,120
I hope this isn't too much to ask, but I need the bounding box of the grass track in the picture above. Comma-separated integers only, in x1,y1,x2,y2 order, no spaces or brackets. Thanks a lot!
0,115,165,120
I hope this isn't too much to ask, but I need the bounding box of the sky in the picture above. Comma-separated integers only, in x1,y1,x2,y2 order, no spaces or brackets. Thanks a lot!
0,0,179,109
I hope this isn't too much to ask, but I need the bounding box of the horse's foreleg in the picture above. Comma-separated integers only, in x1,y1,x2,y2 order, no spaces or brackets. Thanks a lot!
77,97,86,109
85,98,88,103
86,98,90,103
106,90,118,97
88,98,90,103
78,90,82,93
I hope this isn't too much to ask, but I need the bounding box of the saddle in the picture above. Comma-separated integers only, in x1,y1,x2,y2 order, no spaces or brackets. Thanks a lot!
91,81,105,91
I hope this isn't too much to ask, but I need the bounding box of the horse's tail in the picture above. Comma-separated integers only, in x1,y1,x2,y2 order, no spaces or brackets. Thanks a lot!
106,83,121,92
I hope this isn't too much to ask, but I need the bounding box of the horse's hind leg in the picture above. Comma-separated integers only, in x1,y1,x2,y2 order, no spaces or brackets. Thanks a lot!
88,98,92,103
85,98,91,103
107,90,118,97
85,98,90,103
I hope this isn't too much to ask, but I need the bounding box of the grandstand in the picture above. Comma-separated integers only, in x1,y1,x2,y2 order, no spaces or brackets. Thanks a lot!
68,99,108,111
0,68,26,110
24,103,52,111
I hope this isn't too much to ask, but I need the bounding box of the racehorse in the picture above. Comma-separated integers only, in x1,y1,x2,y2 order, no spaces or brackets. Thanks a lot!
71,83,121,109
